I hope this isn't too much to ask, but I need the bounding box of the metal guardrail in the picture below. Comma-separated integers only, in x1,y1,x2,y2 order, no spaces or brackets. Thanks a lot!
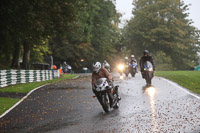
0,70,60,88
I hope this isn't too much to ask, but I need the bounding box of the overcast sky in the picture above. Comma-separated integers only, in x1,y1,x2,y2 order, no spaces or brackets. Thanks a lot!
115,0,200,29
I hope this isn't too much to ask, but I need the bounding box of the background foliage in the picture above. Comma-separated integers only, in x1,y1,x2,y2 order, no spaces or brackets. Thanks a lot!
122,0,200,70
0,0,199,71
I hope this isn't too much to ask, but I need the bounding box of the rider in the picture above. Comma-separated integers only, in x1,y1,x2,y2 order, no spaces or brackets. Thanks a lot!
124,56,129,72
62,62,68,73
124,57,129,67
139,50,155,78
103,60,110,72
92,62,120,98
129,54,138,73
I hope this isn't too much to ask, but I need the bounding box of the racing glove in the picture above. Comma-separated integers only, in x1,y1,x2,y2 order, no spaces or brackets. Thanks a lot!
108,81,114,87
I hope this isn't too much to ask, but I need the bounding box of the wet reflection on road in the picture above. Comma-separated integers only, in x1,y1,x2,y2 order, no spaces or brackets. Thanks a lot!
1,73,200,132
113,73,200,132
145,86,156,98
144,86,158,133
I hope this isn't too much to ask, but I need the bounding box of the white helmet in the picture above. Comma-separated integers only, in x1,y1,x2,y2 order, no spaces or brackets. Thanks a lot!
104,62,110,70
93,62,101,73
131,55,135,58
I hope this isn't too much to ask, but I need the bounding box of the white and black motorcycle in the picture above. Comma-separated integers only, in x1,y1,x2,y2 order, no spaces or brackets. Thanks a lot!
93,78,120,112
63,65,72,74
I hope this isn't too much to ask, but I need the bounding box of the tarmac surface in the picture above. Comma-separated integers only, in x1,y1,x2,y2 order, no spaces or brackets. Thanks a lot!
0,73,200,132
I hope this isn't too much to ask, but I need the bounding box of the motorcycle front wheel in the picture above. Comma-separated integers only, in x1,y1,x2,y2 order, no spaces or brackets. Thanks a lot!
101,93,111,112
131,70,136,77
125,72,128,77
145,72,152,86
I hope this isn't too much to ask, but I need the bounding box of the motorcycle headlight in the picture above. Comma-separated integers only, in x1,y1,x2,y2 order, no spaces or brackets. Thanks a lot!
149,68,153,71
118,64,124,71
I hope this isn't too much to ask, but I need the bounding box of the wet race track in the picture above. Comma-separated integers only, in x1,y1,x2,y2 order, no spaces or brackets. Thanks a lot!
0,73,200,132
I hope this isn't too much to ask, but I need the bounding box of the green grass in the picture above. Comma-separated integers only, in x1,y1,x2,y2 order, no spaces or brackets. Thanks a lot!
0,97,20,115
0,74,77,93
155,71,200,94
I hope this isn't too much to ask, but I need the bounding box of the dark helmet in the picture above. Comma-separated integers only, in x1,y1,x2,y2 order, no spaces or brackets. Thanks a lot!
143,50,149,56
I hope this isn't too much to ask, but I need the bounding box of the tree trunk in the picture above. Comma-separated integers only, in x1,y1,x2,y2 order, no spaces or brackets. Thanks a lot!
22,42,31,69
11,42,20,68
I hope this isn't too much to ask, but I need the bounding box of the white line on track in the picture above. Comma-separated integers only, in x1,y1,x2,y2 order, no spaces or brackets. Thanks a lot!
0,84,48,119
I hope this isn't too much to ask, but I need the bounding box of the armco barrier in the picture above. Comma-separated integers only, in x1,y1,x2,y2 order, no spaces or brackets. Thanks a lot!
0,70,60,88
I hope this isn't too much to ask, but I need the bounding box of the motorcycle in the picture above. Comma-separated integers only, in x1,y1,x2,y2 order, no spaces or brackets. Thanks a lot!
93,78,120,112
143,61,154,87
117,64,124,76
117,63,129,77
129,62,137,77
63,65,72,74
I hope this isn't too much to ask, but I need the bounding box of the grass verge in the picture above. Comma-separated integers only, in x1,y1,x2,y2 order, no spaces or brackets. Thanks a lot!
155,71,200,94
0,97,20,115
0,74,77,115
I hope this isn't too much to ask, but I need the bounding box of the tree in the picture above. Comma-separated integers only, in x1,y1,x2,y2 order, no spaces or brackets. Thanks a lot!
0,0,121,70
0,0,82,69
90,0,121,65
122,0,199,70
49,0,121,71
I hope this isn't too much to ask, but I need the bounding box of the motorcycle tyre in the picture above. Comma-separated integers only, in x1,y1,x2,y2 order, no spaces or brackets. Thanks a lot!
113,102,119,109
131,71,135,77
101,93,111,113
125,72,128,77
145,72,152,87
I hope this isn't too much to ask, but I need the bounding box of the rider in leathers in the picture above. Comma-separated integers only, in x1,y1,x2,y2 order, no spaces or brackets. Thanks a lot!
129,55,138,73
139,50,155,78
92,62,120,99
